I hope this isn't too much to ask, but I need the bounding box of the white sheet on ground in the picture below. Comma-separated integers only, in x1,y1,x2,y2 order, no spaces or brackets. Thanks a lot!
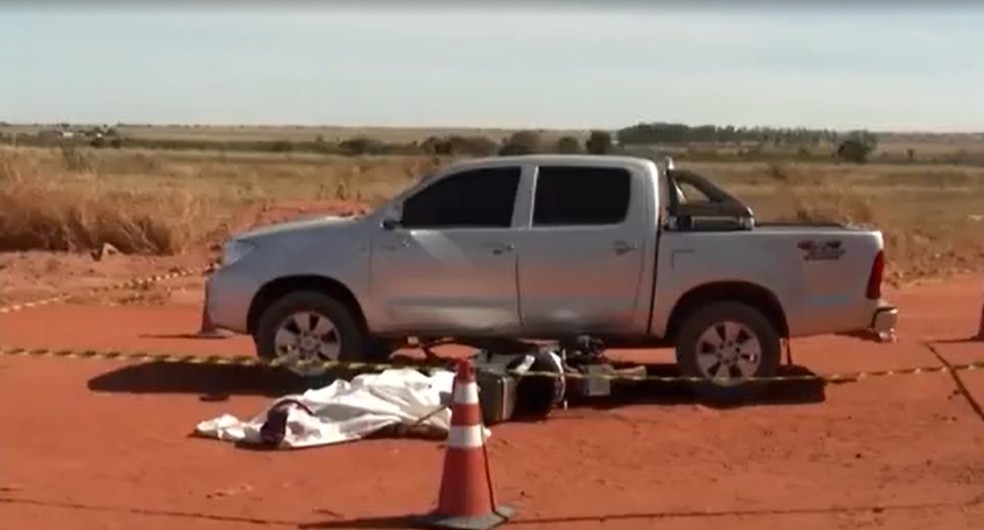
194,367,462,449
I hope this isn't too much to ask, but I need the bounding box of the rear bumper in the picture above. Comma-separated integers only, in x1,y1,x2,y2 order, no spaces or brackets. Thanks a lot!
870,301,898,334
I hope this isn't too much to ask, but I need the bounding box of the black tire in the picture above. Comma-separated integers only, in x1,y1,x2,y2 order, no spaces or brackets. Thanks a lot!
675,301,781,405
508,350,565,421
254,290,381,378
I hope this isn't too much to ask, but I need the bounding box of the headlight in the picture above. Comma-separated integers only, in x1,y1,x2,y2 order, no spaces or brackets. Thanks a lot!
221,240,256,267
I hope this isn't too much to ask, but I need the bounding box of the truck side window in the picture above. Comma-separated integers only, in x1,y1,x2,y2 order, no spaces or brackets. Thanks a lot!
532,166,631,226
400,167,521,229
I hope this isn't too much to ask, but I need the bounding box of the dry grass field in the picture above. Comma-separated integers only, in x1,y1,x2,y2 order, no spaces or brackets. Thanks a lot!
1,136,983,285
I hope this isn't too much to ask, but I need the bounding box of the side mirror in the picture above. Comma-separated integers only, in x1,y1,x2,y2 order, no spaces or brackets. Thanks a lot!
381,217,401,231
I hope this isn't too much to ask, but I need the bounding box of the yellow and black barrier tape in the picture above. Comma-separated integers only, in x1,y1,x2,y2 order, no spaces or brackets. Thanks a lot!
0,263,216,315
1,345,981,384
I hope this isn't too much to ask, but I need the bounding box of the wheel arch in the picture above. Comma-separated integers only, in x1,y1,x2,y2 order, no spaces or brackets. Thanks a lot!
246,275,367,335
665,281,789,340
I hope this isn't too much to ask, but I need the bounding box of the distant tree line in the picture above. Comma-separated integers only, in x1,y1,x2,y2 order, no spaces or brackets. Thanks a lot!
0,127,618,157
615,122,844,147
0,121,897,165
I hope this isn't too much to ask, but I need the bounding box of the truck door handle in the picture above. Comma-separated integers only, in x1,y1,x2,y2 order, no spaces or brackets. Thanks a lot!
613,240,637,255
491,243,515,255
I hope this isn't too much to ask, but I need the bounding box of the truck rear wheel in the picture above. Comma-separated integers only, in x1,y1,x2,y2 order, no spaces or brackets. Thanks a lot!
254,290,383,378
675,302,781,404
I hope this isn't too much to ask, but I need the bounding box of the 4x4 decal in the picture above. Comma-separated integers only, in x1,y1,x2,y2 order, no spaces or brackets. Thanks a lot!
798,239,845,261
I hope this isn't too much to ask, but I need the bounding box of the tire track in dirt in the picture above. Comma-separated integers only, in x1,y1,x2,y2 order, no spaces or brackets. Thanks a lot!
0,497,298,528
5,493,983,529
506,494,984,526
923,341,984,423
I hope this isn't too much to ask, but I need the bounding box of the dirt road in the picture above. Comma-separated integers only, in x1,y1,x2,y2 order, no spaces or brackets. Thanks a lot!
1,276,983,530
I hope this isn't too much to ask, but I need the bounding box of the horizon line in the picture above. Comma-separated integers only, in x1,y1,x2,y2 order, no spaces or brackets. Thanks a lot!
2,121,981,137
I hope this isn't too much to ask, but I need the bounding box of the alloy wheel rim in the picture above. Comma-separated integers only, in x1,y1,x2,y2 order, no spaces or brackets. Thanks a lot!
695,320,763,386
273,311,341,376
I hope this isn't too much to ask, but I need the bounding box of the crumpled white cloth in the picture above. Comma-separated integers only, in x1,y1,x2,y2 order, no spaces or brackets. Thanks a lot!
194,367,461,449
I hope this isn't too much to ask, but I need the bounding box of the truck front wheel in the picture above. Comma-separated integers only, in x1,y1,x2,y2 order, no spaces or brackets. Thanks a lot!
675,301,781,404
254,290,382,378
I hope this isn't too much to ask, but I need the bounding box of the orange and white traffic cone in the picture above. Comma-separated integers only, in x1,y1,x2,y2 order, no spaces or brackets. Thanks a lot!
196,289,231,339
415,359,515,530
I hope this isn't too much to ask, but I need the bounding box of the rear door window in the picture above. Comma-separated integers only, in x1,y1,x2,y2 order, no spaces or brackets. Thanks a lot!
532,166,631,226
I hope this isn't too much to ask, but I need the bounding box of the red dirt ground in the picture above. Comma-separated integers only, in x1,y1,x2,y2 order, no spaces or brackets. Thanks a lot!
2,267,984,530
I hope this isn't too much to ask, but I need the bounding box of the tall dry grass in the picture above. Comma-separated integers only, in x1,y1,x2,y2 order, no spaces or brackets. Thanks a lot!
759,162,878,225
0,146,437,255
0,147,215,254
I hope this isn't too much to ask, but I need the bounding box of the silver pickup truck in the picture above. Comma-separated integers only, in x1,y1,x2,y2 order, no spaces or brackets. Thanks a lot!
207,154,897,400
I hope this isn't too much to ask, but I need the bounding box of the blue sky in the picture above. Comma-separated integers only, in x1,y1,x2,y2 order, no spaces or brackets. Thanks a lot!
1,6,982,132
